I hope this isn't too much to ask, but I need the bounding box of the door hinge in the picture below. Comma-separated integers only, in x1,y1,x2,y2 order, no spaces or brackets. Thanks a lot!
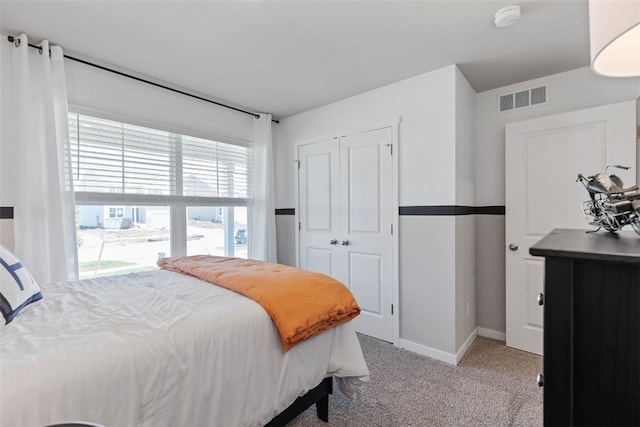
391,224,393,235
391,304,394,315
298,222,301,231
295,159,300,169
385,143,393,155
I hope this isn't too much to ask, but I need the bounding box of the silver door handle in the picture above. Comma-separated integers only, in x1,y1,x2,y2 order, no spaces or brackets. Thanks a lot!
330,239,338,245
537,374,544,387
508,243,518,251
537,293,544,306
341,240,350,246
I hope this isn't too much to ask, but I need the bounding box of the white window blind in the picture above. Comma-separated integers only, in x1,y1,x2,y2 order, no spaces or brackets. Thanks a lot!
68,113,251,204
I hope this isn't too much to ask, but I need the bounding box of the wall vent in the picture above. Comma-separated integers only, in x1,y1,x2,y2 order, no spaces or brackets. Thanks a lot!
498,85,547,112
531,86,546,105
499,94,514,111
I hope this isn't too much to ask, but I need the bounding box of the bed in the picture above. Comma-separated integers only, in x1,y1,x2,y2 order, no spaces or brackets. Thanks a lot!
0,258,369,426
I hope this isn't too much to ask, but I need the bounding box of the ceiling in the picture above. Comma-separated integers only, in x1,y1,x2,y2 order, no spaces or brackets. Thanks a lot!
0,0,591,119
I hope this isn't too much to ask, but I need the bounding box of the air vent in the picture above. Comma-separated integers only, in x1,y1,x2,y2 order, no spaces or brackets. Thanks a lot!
500,94,514,111
498,85,547,112
515,90,529,108
531,86,546,105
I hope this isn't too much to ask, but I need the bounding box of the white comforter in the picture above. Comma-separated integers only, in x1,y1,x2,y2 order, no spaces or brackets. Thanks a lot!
0,269,369,427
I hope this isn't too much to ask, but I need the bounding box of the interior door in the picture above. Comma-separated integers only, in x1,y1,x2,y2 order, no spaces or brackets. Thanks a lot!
298,138,342,279
339,128,394,342
298,127,394,342
505,100,636,355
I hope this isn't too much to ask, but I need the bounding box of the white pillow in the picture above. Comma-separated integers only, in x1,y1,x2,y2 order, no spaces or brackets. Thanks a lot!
0,244,42,324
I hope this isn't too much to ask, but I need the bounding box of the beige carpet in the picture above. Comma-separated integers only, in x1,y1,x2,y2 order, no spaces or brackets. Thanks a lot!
289,334,543,426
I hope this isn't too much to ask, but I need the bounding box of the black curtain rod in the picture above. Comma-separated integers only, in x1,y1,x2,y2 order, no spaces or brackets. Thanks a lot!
6,35,279,124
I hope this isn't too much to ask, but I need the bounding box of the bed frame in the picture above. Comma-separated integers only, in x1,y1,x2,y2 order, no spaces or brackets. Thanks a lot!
265,376,333,426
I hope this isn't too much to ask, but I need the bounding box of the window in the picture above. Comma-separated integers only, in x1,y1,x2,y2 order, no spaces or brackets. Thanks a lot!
186,206,247,258
69,113,251,278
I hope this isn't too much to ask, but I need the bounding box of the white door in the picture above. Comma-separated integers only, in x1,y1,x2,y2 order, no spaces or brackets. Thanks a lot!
298,127,394,342
505,101,637,355
298,138,341,278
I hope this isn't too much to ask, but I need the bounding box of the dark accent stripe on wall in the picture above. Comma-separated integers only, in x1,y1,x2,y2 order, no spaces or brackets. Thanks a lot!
275,208,295,215
399,205,505,216
0,207,14,219
275,206,504,217
474,205,505,215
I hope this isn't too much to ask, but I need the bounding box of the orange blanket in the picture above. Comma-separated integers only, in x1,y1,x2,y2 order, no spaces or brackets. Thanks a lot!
157,255,360,351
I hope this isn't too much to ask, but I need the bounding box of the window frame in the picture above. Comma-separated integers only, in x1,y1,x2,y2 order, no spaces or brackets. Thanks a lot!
69,106,253,259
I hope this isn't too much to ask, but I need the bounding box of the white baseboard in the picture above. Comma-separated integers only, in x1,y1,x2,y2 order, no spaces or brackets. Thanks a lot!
477,327,506,342
396,339,458,365
455,328,478,365
397,328,478,366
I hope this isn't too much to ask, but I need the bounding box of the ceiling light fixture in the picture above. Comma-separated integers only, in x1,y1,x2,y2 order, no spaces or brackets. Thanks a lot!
494,5,521,28
589,0,640,77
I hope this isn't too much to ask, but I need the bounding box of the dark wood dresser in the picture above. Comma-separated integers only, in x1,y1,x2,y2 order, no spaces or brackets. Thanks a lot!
530,228,640,426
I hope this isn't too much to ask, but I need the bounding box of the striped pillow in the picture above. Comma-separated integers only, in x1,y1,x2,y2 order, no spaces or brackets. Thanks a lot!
0,244,42,324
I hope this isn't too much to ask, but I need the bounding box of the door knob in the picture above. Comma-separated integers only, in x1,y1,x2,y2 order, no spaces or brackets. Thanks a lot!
537,374,544,387
330,239,338,245
508,243,518,251
537,293,544,306
341,240,350,246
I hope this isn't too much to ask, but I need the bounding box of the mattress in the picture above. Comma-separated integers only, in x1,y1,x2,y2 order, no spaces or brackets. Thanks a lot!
0,269,369,427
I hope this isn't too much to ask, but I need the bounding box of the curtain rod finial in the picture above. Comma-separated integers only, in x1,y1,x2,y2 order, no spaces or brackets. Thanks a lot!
7,35,21,47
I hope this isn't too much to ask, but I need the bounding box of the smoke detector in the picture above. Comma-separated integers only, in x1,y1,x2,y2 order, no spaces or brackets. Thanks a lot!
494,5,521,28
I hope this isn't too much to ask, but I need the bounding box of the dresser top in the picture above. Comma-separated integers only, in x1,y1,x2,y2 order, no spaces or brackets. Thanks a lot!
530,228,640,264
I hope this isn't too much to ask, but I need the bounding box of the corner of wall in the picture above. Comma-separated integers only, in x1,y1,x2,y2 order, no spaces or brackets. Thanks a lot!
455,327,478,364
396,337,459,365
453,67,478,353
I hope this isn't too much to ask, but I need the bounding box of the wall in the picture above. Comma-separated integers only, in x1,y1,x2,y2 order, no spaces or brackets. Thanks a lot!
64,58,253,144
275,213,296,267
475,66,640,337
454,67,477,354
274,65,458,208
274,65,477,362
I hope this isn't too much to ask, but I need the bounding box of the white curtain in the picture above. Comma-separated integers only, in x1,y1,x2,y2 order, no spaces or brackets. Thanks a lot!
249,113,277,262
3,34,78,283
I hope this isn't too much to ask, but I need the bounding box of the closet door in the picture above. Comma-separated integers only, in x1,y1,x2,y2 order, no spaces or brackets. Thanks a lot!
298,138,344,281
339,128,393,342
298,127,394,342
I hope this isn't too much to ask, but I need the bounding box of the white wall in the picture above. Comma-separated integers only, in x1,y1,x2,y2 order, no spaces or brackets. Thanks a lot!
64,59,253,143
275,215,296,267
475,66,640,335
455,67,476,206
274,65,457,208
274,64,477,362
454,67,477,353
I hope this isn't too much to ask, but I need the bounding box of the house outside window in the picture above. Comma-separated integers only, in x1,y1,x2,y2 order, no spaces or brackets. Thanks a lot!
69,112,251,278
